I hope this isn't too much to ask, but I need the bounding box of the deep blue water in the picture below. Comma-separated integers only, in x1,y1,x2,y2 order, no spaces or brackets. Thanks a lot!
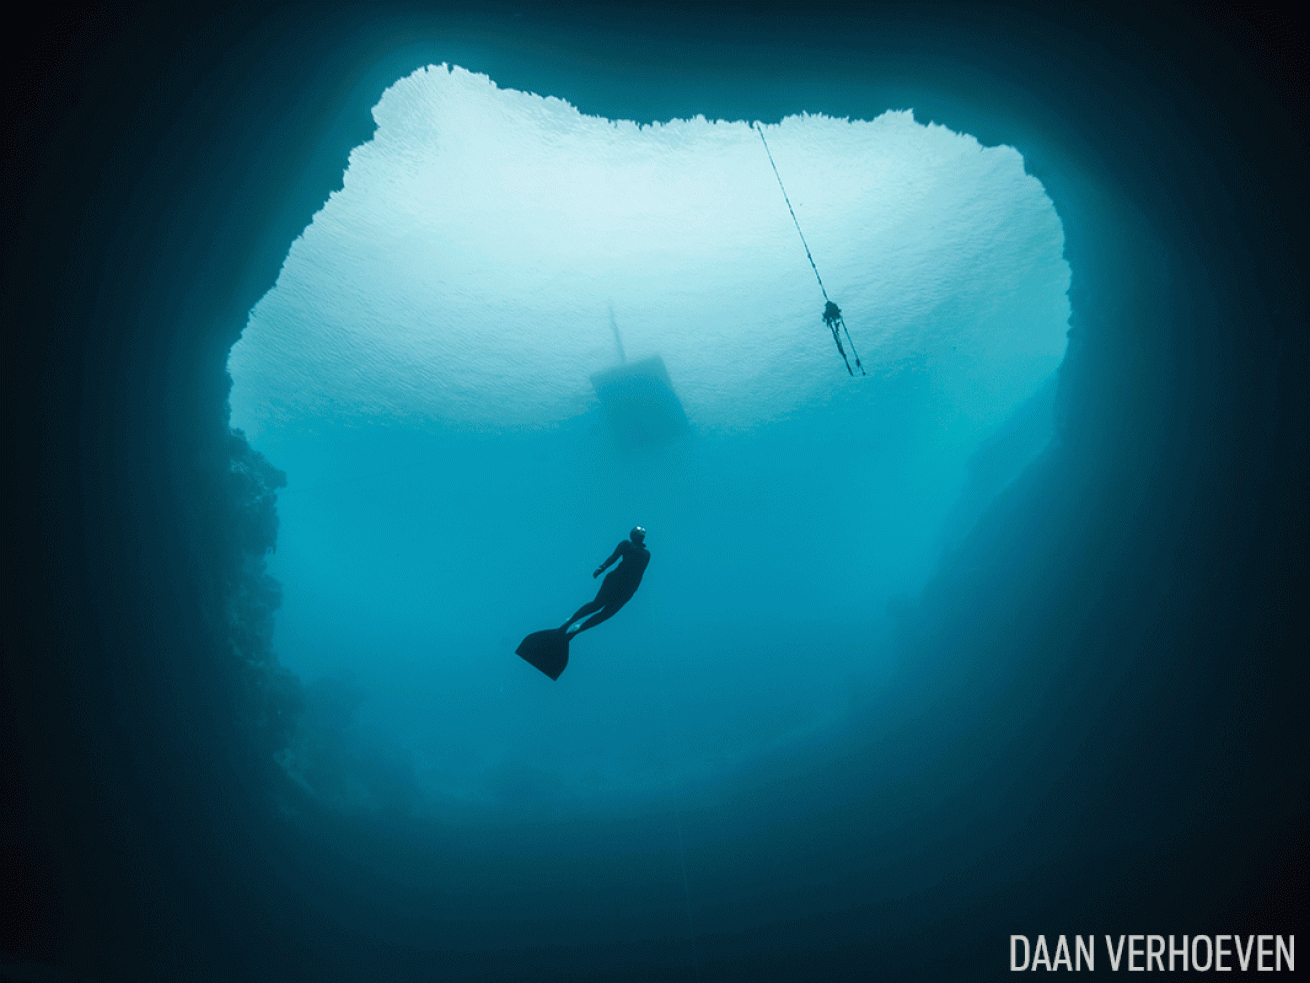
215,73,1079,978
7,6,1304,982
227,70,1067,831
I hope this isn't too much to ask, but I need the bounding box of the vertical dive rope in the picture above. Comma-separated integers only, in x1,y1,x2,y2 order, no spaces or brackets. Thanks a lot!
754,121,866,377
609,302,627,364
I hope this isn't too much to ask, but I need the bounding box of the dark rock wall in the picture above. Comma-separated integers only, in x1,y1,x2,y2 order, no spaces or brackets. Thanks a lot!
5,4,1304,980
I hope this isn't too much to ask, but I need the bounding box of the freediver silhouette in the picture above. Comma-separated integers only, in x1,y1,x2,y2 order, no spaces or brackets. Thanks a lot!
515,527,650,680
562,526,650,636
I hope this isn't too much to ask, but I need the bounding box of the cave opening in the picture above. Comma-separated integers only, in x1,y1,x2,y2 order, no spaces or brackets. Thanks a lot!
226,63,1069,816
14,7,1301,981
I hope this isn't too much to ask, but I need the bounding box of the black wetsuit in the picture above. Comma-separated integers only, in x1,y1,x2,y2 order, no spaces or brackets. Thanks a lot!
564,539,650,634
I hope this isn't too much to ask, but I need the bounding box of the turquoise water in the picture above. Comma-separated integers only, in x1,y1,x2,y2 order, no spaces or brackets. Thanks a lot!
224,63,1069,973
229,63,1067,820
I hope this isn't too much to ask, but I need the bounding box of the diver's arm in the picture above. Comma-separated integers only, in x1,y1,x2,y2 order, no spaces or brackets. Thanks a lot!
594,543,625,578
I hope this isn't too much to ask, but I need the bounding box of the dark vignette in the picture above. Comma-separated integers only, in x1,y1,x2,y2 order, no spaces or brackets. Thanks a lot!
5,4,1305,980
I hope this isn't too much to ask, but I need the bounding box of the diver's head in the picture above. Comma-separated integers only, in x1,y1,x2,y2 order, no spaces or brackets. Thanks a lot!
630,526,646,544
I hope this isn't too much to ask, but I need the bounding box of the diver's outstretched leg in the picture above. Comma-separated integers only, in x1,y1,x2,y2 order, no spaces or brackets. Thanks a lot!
571,608,615,639
572,599,630,635
562,599,605,632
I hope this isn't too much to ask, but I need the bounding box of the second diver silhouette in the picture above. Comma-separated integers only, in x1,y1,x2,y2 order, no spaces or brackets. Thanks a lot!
515,527,650,680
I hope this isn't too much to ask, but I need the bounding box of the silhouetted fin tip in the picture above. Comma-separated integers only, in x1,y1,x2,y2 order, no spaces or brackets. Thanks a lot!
515,628,570,680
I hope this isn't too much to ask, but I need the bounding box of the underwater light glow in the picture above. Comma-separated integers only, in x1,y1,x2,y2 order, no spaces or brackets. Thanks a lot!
225,63,1071,812
229,63,1068,439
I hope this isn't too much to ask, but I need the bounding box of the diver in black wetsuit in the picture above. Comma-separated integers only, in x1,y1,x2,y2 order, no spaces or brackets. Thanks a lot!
561,527,650,637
